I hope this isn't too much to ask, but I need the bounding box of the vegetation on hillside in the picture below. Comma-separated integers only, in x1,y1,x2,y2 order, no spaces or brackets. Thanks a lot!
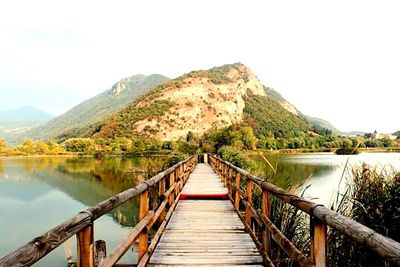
94,100,173,139
0,138,65,156
242,92,310,138
17,74,169,143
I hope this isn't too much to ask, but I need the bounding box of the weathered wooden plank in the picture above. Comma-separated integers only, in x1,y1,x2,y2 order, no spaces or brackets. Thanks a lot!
149,256,263,264
148,265,263,267
98,212,153,267
148,164,264,266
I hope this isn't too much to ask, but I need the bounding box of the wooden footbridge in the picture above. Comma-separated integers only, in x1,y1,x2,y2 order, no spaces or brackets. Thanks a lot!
1,154,400,267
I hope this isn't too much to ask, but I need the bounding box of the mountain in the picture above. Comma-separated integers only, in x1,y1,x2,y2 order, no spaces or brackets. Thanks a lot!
305,116,341,135
0,106,53,122
19,74,169,142
0,106,54,142
263,86,300,116
261,87,345,136
93,63,310,140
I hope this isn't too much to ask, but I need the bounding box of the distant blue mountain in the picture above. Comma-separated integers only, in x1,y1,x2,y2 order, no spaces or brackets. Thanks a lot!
0,106,54,143
0,106,54,122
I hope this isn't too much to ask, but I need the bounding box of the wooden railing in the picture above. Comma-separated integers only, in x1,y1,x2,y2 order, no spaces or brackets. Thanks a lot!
0,155,197,267
209,154,400,267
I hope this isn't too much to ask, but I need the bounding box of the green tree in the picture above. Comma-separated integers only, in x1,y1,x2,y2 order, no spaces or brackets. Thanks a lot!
64,138,95,152
186,131,194,142
240,127,257,150
381,138,394,147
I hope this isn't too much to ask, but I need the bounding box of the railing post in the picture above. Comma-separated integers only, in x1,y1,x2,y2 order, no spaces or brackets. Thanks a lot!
223,164,227,187
228,168,233,196
176,166,180,192
245,179,253,226
159,178,166,222
77,224,94,267
138,190,149,262
180,164,184,190
235,172,241,209
310,217,327,267
262,190,271,255
169,171,175,207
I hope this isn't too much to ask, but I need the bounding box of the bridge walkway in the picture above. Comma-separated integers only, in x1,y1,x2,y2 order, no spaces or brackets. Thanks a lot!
147,163,263,266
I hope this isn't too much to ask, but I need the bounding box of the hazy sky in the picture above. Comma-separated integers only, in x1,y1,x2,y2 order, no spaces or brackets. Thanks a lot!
0,1,399,133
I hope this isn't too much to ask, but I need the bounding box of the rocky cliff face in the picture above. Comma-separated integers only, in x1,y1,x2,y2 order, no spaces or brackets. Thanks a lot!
135,64,266,140
95,63,309,141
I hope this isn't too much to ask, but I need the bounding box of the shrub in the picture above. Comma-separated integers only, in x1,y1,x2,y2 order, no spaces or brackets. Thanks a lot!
217,146,253,169
165,153,186,167
329,164,400,266
63,138,95,152
177,140,199,155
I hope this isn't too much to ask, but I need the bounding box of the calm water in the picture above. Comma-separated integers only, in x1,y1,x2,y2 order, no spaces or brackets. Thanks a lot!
1,153,400,266
0,156,171,266
250,152,400,206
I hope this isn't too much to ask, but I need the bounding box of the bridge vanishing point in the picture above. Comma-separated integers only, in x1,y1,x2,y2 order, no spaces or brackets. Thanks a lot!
0,154,399,267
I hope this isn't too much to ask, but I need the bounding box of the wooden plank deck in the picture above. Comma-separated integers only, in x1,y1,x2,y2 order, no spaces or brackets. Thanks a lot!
148,163,263,266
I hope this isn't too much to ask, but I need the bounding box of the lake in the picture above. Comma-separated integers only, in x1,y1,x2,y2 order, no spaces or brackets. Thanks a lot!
250,152,400,206
0,156,171,266
1,152,399,266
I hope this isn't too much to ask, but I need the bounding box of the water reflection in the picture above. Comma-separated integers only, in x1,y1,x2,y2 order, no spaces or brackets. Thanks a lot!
1,153,399,266
250,153,337,190
0,155,171,266
250,152,400,206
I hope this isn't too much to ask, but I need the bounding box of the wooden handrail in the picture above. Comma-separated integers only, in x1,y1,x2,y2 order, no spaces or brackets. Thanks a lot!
0,155,197,267
209,154,400,267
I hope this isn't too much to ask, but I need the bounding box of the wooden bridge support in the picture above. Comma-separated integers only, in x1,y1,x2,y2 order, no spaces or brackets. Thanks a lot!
77,224,94,267
310,217,327,267
138,190,149,262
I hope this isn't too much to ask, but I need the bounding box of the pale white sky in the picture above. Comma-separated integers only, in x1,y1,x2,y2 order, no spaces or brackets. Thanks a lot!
0,0,399,133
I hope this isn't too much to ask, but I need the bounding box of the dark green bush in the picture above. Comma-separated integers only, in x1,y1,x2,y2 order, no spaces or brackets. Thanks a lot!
217,146,253,169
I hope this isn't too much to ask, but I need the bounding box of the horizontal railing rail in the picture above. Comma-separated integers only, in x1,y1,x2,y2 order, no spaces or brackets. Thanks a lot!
209,154,400,267
0,155,198,267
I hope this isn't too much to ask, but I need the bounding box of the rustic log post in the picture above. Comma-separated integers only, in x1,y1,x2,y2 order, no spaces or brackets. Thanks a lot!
235,172,241,209
175,167,180,193
94,240,106,266
180,164,184,190
77,223,94,267
262,190,272,255
168,172,175,207
159,178,166,222
138,190,149,262
310,217,327,267
245,179,253,226
223,164,227,187
228,168,233,196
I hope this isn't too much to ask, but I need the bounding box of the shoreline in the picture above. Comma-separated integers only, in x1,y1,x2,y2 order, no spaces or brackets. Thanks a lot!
1,147,399,159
